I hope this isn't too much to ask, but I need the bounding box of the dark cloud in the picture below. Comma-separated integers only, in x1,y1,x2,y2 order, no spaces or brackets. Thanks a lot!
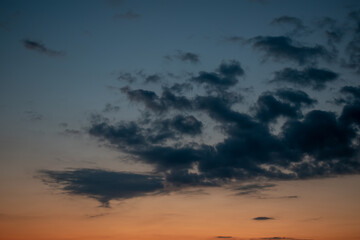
252,89,316,124
167,115,203,136
22,39,65,57
250,36,333,65
38,56,359,203
253,217,274,221
114,10,140,20
275,88,317,107
121,87,164,112
143,115,203,144
334,85,360,105
39,169,164,207
89,81,360,186
270,67,339,90
253,94,302,123
340,85,360,100
89,121,147,147
192,60,244,89
271,16,309,36
121,86,192,113
216,236,232,239
282,110,357,163
165,50,200,64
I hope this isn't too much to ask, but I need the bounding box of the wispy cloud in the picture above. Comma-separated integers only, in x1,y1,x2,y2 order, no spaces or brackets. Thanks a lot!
114,10,140,20
22,39,65,57
253,217,275,221
165,50,200,64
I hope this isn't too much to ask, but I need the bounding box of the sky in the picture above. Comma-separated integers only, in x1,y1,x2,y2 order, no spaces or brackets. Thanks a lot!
0,0,360,240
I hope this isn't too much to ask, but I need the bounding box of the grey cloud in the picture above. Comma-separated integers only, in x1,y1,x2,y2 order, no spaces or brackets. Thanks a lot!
63,129,82,135
23,39,65,57
144,74,162,83
103,103,120,113
117,72,137,83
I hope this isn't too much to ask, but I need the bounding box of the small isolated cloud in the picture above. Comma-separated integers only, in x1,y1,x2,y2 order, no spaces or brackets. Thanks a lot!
63,129,82,135
25,110,44,121
253,217,275,221
22,39,65,57
85,213,110,219
280,195,299,199
270,67,339,90
114,10,140,20
58,122,68,128
234,183,276,196
165,50,200,64
39,168,164,207
216,236,233,239
271,16,309,36
225,36,246,43
250,36,333,65
117,72,137,83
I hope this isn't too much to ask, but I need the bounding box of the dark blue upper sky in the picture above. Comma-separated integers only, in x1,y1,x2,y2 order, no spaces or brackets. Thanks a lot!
1,0,360,207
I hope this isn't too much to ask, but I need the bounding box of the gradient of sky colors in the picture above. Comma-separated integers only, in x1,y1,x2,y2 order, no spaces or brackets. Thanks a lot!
1,0,360,240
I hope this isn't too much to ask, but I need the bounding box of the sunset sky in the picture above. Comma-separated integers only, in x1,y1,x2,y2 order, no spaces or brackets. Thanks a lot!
1,0,360,240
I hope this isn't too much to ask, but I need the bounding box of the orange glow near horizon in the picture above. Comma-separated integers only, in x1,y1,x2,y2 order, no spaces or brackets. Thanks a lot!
1,176,359,240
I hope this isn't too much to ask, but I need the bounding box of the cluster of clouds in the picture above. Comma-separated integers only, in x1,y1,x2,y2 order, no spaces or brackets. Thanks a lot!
40,10,360,207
